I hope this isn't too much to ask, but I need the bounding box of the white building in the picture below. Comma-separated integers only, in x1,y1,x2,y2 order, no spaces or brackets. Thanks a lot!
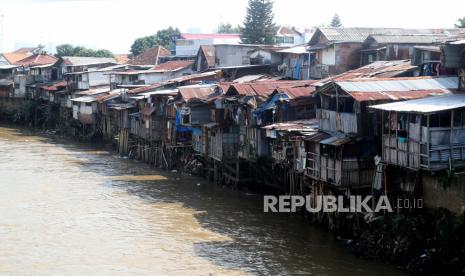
175,33,241,57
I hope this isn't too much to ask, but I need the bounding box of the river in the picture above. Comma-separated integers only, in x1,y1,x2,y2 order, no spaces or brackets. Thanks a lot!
0,126,405,275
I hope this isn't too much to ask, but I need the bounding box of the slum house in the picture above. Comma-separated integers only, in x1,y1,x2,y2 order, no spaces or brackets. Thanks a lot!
115,71,222,164
359,34,448,66
305,76,458,189
193,44,262,72
13,54,61,98
441,35,465,89
255,85,319,126
108,61,194,87
276,46,311,80
61,56,117,74
307,27,461,79
262,119,319,193
248,46,287,66
0,65,20,97
65,65,119,91
253,84,318,191
173,85,217,168
370,93,465,213
411,46,450,76
0,46,41,65
70,87,114,125
216,81,316,186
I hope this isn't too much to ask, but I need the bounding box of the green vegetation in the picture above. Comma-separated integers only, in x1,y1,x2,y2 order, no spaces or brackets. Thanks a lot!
130,26,180,56
240,0,276,44
217,23,241,34
329,14,342,27
56,44,114,57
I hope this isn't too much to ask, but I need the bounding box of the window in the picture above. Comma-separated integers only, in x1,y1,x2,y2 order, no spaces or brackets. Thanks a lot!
176,40,194,46
275,36,294,44
182,114,190,124
454,110,465,127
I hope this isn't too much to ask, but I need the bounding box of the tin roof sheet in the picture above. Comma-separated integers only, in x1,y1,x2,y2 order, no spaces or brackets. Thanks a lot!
178,85,216,101
370,93,465,113
310,27,462,44
320,136,352,146
336,76,458,93
62,56,116,66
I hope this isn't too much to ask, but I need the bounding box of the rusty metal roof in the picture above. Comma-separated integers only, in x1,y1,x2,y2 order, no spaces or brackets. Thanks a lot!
320,136,352,146
228,80,317,97
199,45,216,68
178,85,216,101
40,81,68,91
316,60,418,86
152,60,194,72
275,86,316,99
128,46,171,66
328,76,458,102
303,132,330,142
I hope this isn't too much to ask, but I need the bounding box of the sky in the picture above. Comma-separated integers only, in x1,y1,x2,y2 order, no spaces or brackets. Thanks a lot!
0,0,464,54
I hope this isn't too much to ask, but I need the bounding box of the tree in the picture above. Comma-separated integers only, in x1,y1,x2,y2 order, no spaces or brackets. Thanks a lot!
130,26,180,56
455,17,465,28
55,44,114,58
155,26,180,50
130,35,157,57
56,44,75,56
329,14,342,27
240,0,276,45
217,23,240,34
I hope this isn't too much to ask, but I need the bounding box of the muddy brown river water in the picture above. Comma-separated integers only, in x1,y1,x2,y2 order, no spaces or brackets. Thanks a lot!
0,126,406,275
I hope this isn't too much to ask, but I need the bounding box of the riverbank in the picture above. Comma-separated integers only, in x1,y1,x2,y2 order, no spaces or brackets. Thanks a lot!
0,125,408,275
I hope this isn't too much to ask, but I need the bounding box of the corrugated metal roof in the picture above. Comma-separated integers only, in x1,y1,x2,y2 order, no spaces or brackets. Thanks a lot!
277,45,308,54
336,76,458,92
315,60,418,86
310,27,463,44
229,80,317,97
0,64,20,69
275,86,316,99
303,132,330,142
262,119,319,132
63,56,117,66
178,85,216,101
152,60,194,72
128,46,171,66
366,34,446,44
320,136,352,146
199,45,216,68
370,93,465,113
414,45,441,52
349,89,449,102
